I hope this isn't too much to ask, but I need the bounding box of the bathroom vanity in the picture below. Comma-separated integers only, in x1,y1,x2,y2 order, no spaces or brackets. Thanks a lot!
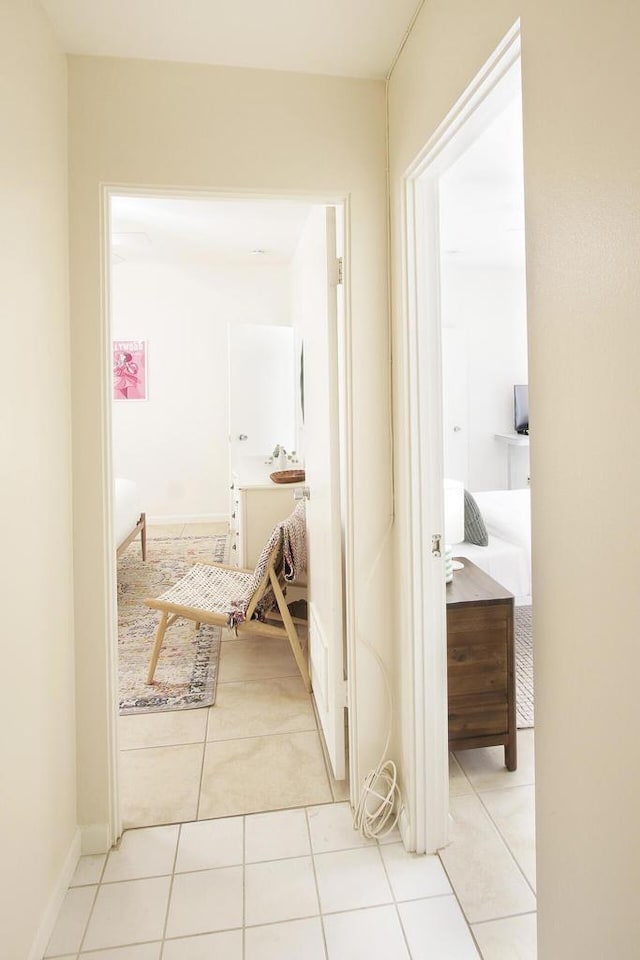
230,458,305,567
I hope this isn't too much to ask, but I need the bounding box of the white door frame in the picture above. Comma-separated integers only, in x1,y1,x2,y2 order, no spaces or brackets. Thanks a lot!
402,22,522,853
99,186,356,842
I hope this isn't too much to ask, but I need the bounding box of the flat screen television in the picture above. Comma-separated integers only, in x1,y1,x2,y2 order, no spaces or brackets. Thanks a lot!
514,384,529,435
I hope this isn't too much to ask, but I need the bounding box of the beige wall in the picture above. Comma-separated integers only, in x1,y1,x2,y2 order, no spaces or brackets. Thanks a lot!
67,56,391,834
389,1,640,956
0,1,76,957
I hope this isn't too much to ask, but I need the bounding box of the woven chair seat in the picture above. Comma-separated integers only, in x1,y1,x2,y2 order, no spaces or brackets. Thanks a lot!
146,503,310,692
156,563,254,615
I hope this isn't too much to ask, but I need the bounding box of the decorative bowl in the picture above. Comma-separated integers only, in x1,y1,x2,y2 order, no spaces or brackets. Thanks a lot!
270,469,306,484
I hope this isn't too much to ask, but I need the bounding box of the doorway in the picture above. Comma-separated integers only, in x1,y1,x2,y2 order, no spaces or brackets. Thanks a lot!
104,189,353,833
403,23,530,853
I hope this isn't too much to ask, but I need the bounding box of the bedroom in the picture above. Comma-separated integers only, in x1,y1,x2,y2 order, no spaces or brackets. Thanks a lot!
110,193,350,828
436,74,535,742
440,88,531,604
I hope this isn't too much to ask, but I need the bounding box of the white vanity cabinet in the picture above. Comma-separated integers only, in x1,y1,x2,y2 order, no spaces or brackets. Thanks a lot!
230,459,305,568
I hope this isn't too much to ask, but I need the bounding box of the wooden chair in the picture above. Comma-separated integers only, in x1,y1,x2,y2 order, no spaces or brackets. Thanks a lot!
145,515,310,692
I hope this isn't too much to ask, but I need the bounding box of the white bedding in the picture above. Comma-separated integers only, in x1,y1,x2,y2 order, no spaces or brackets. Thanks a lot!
114,477,143,548
456,489,532,603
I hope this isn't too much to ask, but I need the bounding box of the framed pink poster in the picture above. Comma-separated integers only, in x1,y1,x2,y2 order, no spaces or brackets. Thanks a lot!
113,340,147,401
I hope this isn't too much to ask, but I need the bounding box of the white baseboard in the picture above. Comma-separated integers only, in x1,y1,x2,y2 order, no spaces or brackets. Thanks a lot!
147,513,229,525
81,822,113,855
28,828,81,960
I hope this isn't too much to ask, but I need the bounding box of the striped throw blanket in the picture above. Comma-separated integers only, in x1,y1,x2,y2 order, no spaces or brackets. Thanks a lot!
228,501,307,627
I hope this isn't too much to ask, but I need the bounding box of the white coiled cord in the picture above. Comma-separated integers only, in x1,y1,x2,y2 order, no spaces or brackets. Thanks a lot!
354,758,400,839
352,559,402,840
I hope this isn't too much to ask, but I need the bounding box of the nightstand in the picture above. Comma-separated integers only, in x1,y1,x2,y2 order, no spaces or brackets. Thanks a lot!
446,558,517,770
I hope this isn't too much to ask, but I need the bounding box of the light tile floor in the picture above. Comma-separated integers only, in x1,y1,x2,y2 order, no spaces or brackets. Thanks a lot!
45,523,537,958
45,803,480,959
448,732,537,958
119,523,346,829
44,769,536,960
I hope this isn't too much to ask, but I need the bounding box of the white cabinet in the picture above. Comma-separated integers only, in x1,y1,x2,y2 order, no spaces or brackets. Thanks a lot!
230,458,304,568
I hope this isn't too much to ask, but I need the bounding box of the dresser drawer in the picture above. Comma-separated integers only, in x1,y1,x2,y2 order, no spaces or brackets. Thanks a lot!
448,692,508,740
448,638,507,694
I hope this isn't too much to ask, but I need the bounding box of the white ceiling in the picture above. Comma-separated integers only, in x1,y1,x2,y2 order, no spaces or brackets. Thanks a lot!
111,195,314,264
439,95,526,267
40,0,419,79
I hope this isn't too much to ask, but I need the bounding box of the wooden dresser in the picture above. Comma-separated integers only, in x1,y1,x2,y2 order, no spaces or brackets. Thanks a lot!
446,558,517,770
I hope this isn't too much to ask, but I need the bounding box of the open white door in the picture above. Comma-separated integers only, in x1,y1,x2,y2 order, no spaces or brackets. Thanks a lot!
291,206,346,780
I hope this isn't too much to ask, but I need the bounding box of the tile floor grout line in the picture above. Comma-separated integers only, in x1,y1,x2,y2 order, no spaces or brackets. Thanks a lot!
123,797,343,835
77,937,162,957
194,709,211,821
97,851,109,885
471,908,538,927
161,923,243,940
121,738,208,753
205,673,311,685
205,725,321,745
474,782,537,901
435,849,485,958
241,900,449,930
304,807,330,959
443,757,537,956
242,814,247,960
472,779,536,794
374,840,415,959
70,880,102,958
157,822,181,956
216,672,302,685
234,913,324,932
120,707,318,751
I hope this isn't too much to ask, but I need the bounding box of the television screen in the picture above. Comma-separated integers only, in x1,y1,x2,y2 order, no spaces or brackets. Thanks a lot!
514,384,529,435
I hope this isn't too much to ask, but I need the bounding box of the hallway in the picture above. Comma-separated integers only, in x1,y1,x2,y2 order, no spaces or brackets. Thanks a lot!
44,734,536,959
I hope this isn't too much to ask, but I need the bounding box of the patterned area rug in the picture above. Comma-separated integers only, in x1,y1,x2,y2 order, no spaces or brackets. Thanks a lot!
515,605,534,728
117,535,228,715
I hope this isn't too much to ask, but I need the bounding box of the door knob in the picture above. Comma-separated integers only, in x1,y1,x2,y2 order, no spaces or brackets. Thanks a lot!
238,434,248,441
453,426,462,432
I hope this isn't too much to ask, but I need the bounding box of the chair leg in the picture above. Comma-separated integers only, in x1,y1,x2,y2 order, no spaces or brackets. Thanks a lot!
270,571,312,693
140,513,147,561
147,612,169,684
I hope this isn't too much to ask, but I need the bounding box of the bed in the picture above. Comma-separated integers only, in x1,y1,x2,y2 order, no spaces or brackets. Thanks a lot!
456,488,531,604
115,477,147,559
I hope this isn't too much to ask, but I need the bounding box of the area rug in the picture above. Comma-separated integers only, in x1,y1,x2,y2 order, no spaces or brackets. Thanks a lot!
515,604,534,728
117,535,229,715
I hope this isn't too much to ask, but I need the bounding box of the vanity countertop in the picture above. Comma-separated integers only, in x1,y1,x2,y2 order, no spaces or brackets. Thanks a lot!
233,456,305,489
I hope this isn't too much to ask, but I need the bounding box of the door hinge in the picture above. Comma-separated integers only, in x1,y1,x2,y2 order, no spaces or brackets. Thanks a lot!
338,678,348,708
431,534,443,558
336,256,344,285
